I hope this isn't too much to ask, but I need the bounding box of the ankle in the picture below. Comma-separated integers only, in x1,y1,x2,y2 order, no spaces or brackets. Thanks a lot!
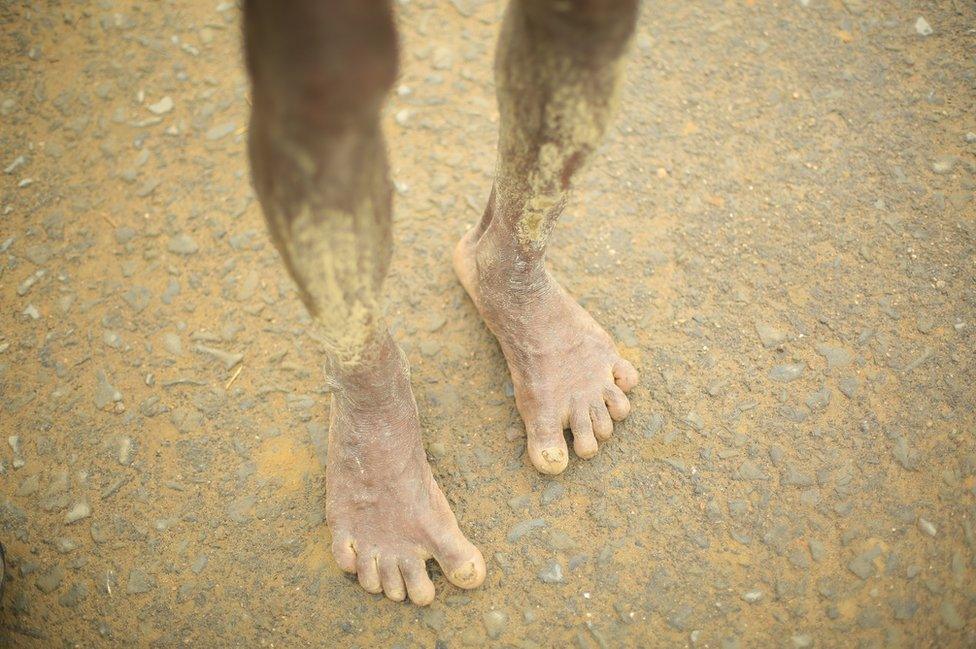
474,222,551,297
329,330,411,409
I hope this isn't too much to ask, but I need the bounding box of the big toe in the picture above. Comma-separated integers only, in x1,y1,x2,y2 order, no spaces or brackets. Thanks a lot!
526,417,570,475
432,533,486,590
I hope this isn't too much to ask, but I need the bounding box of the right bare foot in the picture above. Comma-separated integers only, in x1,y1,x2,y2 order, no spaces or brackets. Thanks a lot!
324,333,486,605
453,223,639,475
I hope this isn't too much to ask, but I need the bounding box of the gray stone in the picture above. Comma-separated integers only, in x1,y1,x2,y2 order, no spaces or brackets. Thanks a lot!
782,465,814,487
805,388,831,410
59,582,88,607
540,482,564,506
227,495,257,523
191,554,208,574
815,343,852,369
683,411,704,431
170,407,203,433
162,332,182,356
891,597,918,620
838,377,859,398
918,517,937,537
537,561,564,584
8,435,25,468
122,286,151,313
644,413,664,438
167,233,199,255
103,330,123,350
892,437,919,470
94,370,122,409
483,610,508,639
931,156,956,174
667,605,693,631
118,437,135,466
756,322,788,349
65,501,91,524
848,546,882,580
940,600,965,630
769,363,804,382
736,460,767,481
809,539,826,562
147,96,173,115
507,518,546,542
791,635,813,648
194,344,243,370
126,569,153,594
206,122,236,140
35,565,65,593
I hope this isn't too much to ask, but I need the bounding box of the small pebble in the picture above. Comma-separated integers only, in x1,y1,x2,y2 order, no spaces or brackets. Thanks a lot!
483,610,508,639
769,363,804,382
147,96,173,115
65,501,91,524
918,517,937,537
537,561,564,584
167,233,199,255
8,435,25,468
742,590,763,603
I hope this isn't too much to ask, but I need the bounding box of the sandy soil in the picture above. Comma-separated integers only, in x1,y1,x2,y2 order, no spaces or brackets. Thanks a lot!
1,0,974,646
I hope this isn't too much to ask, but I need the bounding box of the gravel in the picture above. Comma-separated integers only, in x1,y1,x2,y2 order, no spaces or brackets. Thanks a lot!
483,610,508,639
755,322,788,349
93,370,123,409
147,96,174,115
167,233,199,255
537,561,564,584
126,569,153,594
507,518,546,542
769,363,805,382
65,502,91,524
917,518,937,537
35,565,65,593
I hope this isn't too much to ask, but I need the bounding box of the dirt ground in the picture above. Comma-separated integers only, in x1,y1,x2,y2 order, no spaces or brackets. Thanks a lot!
1,0,975,646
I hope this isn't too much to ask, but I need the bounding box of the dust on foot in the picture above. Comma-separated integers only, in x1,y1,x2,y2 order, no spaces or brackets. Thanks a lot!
325,340,486,605
453,228,639,475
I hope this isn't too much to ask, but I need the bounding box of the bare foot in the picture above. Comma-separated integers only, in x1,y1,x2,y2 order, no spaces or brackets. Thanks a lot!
453,227,639,474
325,334,486,605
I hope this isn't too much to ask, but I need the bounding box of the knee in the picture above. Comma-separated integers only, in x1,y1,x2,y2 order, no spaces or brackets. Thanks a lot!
244,1,398,129
524,0,639,40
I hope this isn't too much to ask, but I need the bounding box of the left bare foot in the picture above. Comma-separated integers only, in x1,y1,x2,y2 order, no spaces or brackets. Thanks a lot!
453,226,639,474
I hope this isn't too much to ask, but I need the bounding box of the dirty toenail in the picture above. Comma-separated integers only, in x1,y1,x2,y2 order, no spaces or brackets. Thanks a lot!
541,448,566,464
452,561,477,584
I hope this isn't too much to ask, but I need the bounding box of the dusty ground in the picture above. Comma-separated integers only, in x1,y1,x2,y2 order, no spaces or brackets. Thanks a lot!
1,0,975,646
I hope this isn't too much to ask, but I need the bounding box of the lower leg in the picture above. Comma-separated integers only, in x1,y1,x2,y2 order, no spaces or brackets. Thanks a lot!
244,0,484,605
455,0,640,473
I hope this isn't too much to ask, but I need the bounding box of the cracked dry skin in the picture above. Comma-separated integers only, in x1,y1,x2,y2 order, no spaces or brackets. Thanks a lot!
1,0,975,647
325,334,485,604
454,226,639,474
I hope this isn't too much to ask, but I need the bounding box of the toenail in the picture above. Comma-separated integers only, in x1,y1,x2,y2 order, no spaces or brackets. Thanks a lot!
541,448,566,464
452,561,477,583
